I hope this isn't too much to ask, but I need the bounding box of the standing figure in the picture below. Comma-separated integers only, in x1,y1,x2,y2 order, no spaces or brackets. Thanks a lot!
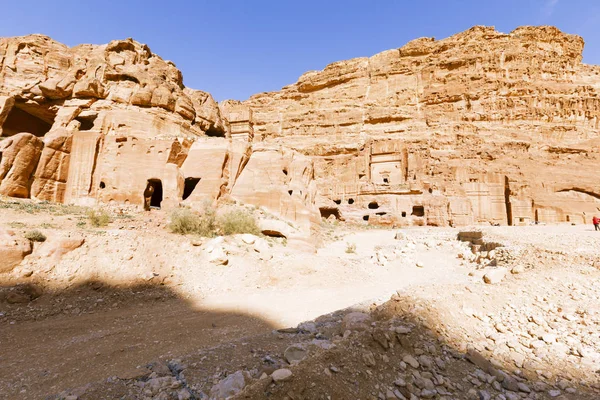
593,215,600,231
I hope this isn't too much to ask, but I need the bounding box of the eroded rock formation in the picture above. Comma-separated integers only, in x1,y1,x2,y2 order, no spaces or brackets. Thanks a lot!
242,25,600,226
1,26,600,234
0,34,318,239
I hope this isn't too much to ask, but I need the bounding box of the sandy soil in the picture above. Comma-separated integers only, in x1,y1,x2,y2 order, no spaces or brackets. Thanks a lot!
1,200,599,399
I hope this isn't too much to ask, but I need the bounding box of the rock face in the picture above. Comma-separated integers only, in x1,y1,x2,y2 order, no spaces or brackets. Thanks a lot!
0,34,318,237
0,132,43,197
242,26,600,227
0,228,33,273
1,26,600,232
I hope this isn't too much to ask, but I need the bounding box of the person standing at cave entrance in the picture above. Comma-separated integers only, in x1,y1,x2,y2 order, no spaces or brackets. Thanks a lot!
143,183,155,211
593,216,600,231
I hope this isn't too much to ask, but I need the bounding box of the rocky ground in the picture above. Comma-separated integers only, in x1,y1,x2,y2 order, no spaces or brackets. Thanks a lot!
0,199,599,399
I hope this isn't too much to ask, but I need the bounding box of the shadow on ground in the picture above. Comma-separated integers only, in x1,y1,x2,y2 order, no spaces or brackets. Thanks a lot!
0,279,276,400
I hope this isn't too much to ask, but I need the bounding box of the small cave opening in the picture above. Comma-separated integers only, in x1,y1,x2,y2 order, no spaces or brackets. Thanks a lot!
144,179,163,210
383,178,389,184
205,125,225,137
368,201,379,209
376,212,387,216
319,207,341,220
99,181,106,189
401,211,407,217
75,114,97,131
182,177,201,200
348,198,354,205
363,215,370,221
282,168,288,176
428,188,433,194
1,104,54,137
288,190,293,196
334,199,341,205
411,205,425,217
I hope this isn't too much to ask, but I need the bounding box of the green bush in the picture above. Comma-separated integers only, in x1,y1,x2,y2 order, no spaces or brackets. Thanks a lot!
218,209,261,236
345,242,356,254
169,206,260,237
25,229,46,242
169,206,217,237
87,209,111,227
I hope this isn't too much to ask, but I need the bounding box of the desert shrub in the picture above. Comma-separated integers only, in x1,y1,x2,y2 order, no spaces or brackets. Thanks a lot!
345,242,356,253
87,209,111,227
169,208,201,235
24,229,46,242
218,209,260,236
169,206,217,237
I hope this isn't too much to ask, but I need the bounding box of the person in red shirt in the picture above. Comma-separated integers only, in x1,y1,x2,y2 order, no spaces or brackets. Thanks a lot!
593,216,600,231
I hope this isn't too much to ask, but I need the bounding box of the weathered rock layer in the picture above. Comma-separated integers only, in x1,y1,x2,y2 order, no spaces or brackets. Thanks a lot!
0,34,318,238
242,26,600,227
1,26,600,232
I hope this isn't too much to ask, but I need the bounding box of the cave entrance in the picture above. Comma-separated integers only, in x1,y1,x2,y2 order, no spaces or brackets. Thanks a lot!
182,177,200,200
411,205,425,217
144,179,163,210
319,207,341,220
1,103,54,137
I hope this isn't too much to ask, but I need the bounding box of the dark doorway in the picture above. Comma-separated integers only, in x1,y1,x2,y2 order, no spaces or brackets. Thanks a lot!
368,201,379,209
319,207,341,220
504,176,512,226
145,179,163,209
411,206,425,217
182,177,200,200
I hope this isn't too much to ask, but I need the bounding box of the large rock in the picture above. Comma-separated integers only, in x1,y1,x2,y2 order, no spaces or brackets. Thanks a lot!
0,228,33,273
342,312,372,332
483,267,508,284
34,236,85,262
209,370,245,399
0,132,44,198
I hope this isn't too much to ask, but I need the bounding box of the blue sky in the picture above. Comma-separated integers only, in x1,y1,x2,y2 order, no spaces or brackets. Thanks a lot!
1,0,598,101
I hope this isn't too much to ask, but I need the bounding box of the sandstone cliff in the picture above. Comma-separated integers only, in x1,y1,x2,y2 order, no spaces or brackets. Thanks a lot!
1,26,599,233
0,35,319,238
240,25,600,226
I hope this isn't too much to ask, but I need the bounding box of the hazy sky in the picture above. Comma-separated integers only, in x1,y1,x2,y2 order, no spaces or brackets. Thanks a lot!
1,0,598,101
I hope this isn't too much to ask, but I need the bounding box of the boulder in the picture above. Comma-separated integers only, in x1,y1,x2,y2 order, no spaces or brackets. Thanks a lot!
209,370,245,399
284,344,308,365
483,267,508,284
271,368,292,382
207,247,228,265
342,312,372,332
259,219,295,238
0,133,44,198
35,236,85,262
0,228,33,273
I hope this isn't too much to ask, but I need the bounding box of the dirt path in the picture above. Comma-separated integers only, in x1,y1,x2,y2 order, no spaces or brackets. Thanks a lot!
0,298,273,399
0,221,475,399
